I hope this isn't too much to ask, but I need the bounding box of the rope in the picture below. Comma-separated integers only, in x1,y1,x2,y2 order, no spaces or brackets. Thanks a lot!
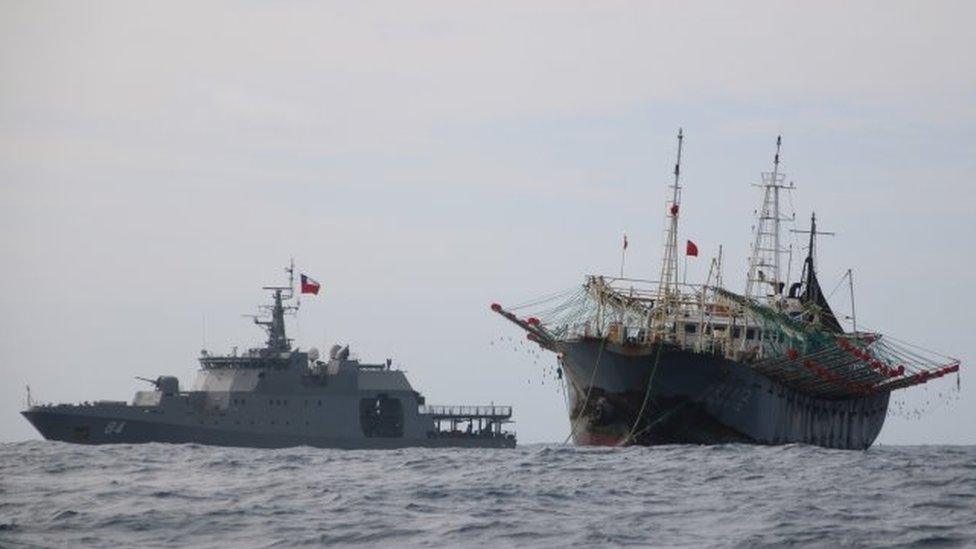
855,323,961,362
619,341,665,445
624,400,689,444
508,286,581,311
621,380,724,445
826,270,850,301
562,337,607,445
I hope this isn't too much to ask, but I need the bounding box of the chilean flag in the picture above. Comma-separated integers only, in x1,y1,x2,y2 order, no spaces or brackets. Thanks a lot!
300,274,321,295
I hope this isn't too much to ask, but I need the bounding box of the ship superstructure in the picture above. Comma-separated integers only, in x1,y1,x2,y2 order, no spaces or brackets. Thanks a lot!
493,132,960,449
24,265,516,449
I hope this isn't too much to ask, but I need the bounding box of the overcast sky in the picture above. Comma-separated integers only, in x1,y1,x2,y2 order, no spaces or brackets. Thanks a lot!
2,1,974,444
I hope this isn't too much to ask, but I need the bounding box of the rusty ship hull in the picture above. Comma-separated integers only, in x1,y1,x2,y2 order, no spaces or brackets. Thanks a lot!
559,339,890,449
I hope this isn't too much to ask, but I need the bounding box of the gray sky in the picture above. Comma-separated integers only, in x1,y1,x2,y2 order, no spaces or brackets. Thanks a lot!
2,1,973,444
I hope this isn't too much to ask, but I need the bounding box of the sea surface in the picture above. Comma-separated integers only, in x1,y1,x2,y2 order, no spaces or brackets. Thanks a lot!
1,442,974,548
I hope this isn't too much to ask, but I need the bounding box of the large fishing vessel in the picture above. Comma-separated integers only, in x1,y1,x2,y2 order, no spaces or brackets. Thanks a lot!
23,264,516,449
494,132,960,449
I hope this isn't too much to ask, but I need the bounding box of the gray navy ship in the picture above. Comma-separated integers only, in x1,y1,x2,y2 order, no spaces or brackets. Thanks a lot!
23,265,516,449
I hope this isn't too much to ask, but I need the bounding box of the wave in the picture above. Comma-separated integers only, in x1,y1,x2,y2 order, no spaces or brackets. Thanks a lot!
0,442,973,547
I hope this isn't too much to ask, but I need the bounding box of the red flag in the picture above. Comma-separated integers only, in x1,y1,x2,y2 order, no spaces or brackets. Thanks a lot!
300,274,321,295
686,240,698,257
623,234,628,250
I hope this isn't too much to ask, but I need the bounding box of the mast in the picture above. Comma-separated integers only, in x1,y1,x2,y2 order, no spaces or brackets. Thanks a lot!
807,211,818,264
791,213,842,332
656,128,684,310
715,244,724,289
745,136,793,306
848,268,857,334
254,261,298,352
792,212,835,299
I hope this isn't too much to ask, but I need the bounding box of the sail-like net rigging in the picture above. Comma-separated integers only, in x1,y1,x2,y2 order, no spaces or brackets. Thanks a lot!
715,288,960,398
497,280,959,400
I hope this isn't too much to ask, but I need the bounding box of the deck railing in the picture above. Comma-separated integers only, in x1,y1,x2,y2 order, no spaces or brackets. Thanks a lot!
420,405,512,419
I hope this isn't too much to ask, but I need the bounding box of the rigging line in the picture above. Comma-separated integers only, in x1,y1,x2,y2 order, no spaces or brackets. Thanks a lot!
785,188,799,282
620,340,666,445
562,337,608,445
624,401,688,444
625,383,722,443
544,293,585,315
509,286,581,311
540,291,589,319
880,343,942,366
852,323,961,362
885,341,959,365
559,363,570,416
826,270,850,300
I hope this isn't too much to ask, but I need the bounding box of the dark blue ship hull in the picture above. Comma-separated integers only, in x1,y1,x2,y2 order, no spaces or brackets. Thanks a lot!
558,339,889,449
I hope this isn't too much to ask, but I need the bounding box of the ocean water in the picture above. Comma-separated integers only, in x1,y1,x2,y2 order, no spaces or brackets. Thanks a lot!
1,442,974,548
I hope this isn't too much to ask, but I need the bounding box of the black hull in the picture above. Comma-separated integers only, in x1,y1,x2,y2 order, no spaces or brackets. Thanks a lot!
558,340,889,449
